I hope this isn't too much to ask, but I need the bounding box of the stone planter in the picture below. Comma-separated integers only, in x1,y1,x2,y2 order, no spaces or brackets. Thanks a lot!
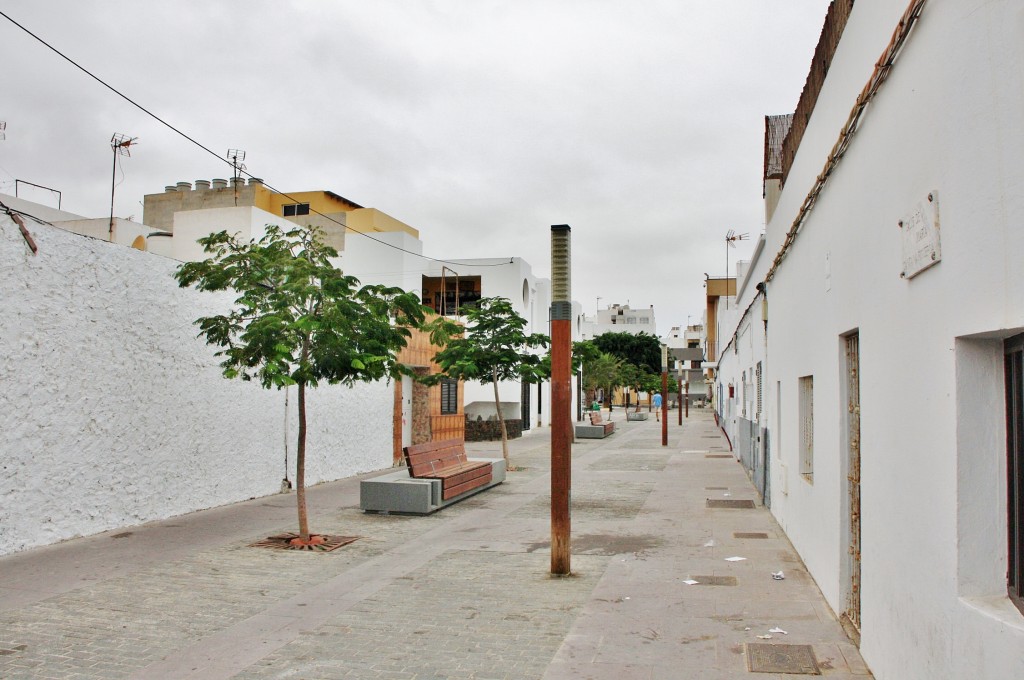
626,412,649,421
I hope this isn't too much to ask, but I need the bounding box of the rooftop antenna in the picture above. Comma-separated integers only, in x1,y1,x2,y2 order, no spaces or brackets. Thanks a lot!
724,229,748,309
227,149,246,206
109,133,137,241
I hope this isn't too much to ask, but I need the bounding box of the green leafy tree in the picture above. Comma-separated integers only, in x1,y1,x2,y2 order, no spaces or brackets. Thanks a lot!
427,297,549,467
582,351,624,408
175,225,426,545
592,331,662,374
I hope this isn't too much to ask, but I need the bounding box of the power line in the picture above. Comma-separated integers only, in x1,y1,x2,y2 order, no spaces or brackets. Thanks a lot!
0,9,515,269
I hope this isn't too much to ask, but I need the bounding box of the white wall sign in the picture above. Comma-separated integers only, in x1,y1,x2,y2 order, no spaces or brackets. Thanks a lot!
900,191,941,279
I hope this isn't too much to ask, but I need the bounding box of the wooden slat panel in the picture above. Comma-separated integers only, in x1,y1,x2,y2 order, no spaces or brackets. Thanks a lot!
443,471,493,500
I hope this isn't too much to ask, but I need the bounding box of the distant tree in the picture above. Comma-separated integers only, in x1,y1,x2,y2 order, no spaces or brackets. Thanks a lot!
592,331,662,374
582,351,624,409
427,297,549,468
175,225,426,546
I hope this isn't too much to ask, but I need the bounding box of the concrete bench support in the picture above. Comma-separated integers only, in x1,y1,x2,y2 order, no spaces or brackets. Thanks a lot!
360,458,506,515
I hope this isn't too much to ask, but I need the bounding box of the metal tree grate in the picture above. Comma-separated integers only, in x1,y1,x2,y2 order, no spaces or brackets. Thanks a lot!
249,533,359,552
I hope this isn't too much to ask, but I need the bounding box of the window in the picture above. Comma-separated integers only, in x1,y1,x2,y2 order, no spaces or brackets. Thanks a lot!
440,378,458,415
799,375,814,480
1005,334,1024,612
283,203,310,217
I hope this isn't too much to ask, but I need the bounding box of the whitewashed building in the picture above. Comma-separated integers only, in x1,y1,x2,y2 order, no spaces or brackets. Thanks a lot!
714,1,1024,677
421,256,585,433
580,303,657,340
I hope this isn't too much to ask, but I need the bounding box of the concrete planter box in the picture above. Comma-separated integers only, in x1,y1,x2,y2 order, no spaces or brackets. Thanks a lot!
627,412,649,421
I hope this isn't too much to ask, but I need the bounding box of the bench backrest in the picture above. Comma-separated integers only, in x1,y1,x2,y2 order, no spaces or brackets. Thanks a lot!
403,438,468,477
590,412,604,425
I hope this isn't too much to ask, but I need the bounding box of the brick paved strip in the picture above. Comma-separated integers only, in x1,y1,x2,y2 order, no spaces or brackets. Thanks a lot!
233,550,606,680
127,476,551,680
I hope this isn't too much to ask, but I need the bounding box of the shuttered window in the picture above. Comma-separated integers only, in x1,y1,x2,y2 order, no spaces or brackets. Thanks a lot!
440,378,458,415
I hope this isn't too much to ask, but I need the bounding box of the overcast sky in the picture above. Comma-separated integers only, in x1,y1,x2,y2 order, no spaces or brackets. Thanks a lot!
1,0,832,335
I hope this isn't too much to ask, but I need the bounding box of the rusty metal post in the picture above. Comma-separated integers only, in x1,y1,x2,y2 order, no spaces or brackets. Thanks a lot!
685,381,690,418
678,371,683,426
661,344,668,447
550,225,572,575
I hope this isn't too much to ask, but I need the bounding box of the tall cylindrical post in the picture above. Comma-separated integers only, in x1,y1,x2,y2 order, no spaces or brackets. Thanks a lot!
550,225,572,575
678,368,683,426
661,344,668,447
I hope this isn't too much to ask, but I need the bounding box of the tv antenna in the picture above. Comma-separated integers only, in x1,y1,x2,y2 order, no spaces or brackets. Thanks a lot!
227,149,246,205
109,133,138,241
724,229,748,309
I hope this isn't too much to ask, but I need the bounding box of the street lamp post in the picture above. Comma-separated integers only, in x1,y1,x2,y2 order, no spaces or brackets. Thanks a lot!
677,364,683,427
661,344,668,447
550,225,572,576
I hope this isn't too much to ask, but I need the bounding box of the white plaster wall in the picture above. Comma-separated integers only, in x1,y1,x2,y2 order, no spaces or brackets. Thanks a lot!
170,206,291,262
340,230,424,294
758,1,1024,677
1,217,393,557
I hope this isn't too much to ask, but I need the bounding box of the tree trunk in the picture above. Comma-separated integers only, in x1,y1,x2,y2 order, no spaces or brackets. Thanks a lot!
296,380,310,542
492,367,510,468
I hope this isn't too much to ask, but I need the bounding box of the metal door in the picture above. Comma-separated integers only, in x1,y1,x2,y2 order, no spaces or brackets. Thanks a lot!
844,333,862,635
521,381,531,431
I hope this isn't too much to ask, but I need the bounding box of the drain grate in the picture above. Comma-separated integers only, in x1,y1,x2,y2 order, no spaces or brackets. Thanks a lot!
705,454,733,460
707,499,756,509
746,643,820,674
734,532,770,539
705,486,728,490
689,575,737,586
249,533,359,552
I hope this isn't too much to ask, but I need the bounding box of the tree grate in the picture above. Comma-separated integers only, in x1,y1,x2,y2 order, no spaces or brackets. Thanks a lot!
249,533,359,552
706,499,756,509
746,643,821,674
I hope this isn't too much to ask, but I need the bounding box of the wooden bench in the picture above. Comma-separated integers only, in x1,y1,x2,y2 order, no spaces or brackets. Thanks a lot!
403,439,493,501
576,411,615,439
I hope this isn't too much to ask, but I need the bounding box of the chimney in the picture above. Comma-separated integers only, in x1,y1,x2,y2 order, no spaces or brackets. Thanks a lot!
175,181,191,192
194,179,211,191
211,178,228,189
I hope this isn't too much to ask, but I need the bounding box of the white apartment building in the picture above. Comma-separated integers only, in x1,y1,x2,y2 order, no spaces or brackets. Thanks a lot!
580,303,657,340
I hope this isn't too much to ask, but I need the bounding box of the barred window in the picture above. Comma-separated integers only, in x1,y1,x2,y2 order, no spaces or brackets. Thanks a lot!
440,378,458,415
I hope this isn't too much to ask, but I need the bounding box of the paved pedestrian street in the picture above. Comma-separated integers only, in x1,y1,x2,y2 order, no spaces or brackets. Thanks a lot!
0,410,870,679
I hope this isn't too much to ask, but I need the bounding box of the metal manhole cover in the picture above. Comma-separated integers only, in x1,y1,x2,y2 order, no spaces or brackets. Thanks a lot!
746,643,821,674
734,532,769,539
689,575,737,586
705,454,732,459
707,499,756,509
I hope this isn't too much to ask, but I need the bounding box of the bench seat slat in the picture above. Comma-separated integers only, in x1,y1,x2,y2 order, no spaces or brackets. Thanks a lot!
443,471,493,500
